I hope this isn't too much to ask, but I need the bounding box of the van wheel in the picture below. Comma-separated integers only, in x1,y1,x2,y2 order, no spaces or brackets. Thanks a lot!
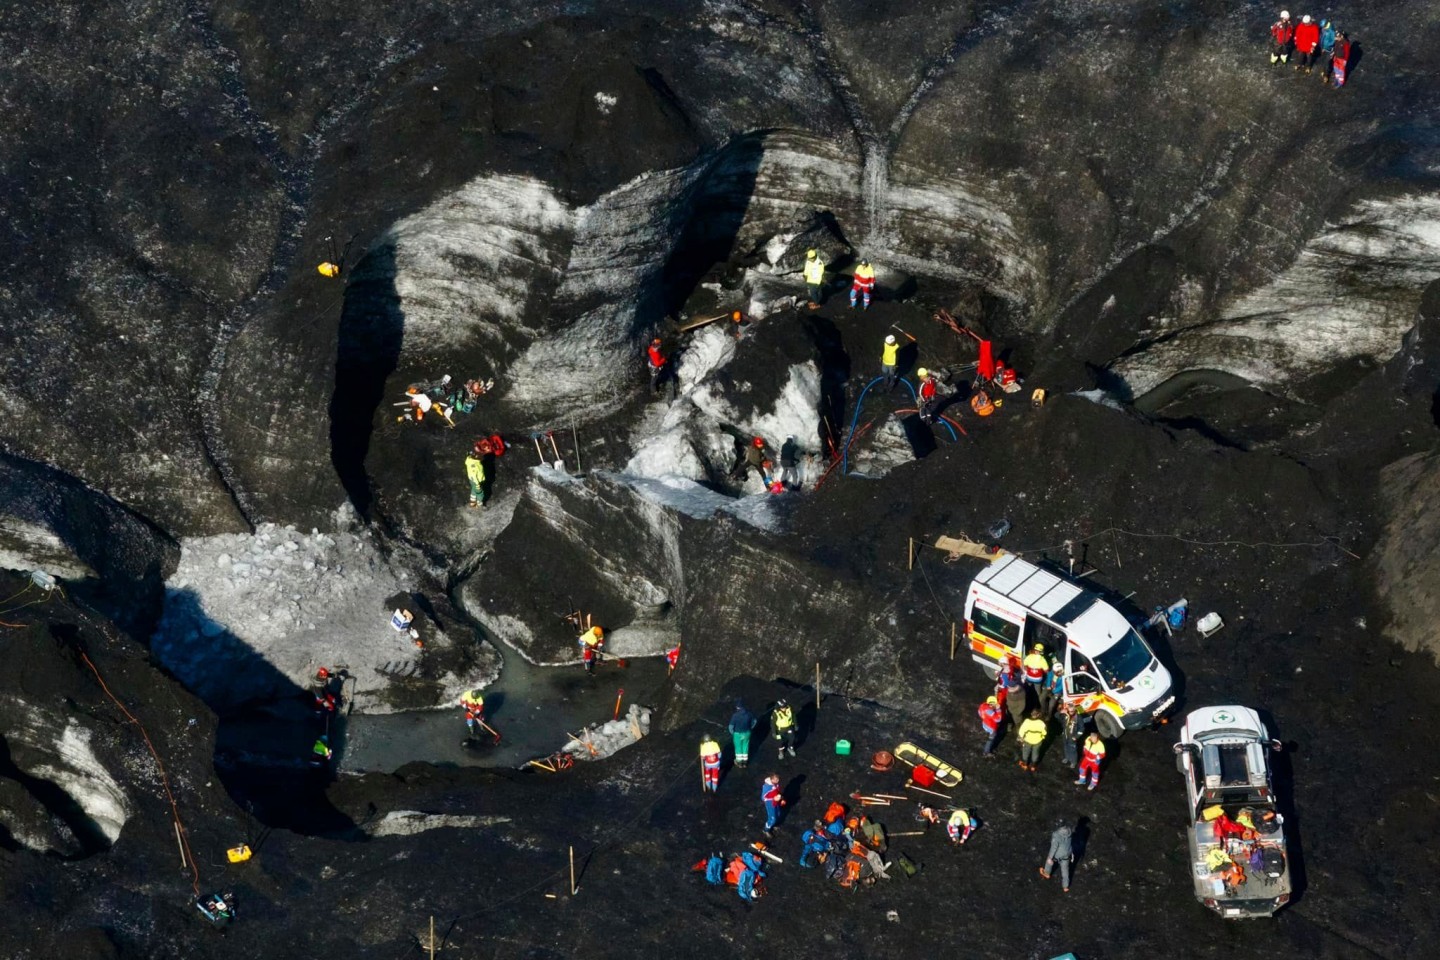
1095,710,1124,740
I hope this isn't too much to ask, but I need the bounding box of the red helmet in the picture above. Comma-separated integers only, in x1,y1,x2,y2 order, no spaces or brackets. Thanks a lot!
752,436,764,448
316,667,329,679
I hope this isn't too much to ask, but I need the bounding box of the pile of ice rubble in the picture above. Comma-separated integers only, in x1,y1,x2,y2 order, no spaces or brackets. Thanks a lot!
560,703,652,761
150,509,481,714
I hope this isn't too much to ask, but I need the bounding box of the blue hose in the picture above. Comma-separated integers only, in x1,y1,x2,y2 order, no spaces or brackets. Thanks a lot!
843,376,921,475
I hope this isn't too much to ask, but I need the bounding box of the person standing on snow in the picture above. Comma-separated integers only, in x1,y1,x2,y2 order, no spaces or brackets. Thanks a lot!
729,699,757,768
646,337,670,396
1039,819,1075,892
803,249,826,309
1292,14,1321,72
778,436,800,489
578,625,604,674
978,695,1005,757
850,259,876,310
464,451,486,509
1039,662,1065,717
1076,732,1107,791
917,368,939,422
1017,709,1049,772
881,335,899,391
731,436,772,485
771,699,797,758
700,736,723,793
761,774,787,835
1317,19,1337,80
1269,10,1295,64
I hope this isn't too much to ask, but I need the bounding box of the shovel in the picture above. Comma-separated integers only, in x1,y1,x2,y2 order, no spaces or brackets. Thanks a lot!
478,718,502,744
545,431,565,472
530,434,547,465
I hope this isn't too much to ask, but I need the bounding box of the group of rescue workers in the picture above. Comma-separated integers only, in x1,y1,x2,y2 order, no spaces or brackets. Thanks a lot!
1268,10,1353,87
983,647,1109,790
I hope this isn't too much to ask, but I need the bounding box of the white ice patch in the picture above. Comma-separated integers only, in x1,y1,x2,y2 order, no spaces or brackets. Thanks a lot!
1112,194,1440,395
384,174,574,355
365,811,511,837
151,513,472,713
0,517,94,579
1072,389,1127,411
26,721,128,844
593,91,618,114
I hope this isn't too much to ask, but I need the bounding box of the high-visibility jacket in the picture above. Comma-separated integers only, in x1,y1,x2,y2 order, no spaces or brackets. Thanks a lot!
579,627,603,648
851,264,875,292
460,690,484,709
1023,652,1049,682
803,257,825,285
1270,19,1293,44
647,345,666,368
1293,20,1319,53
465,455,485,485
1081,737,1106,764
978,702,1004,732
947,809,972,835
700,739,722,762
919,379,937,401
774,706,795,730
882,341,899,366
1018,718,1049,745
313,739,331,757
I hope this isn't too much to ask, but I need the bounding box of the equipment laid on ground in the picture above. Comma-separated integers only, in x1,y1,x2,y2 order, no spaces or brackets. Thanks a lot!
893,742,962,787
226,844,252,864
195,893,236,928
963,554,1175,738
527,751,575,773
1173,705,1291,918
1197,612,1225,637
835,739,852,756
871,750,895,771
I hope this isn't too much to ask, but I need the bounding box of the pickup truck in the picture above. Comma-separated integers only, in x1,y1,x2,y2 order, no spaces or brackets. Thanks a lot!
1172,706,1292,918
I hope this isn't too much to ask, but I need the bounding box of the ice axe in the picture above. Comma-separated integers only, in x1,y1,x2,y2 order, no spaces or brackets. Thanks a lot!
890,324,917,343
545,431,565,472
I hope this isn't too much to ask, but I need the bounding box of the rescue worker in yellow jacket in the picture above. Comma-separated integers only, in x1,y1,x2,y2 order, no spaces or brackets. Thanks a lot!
772,699,798,758
700,736,723,793
465,452,486,508
881,335,899,391
803,250,826,308
1017,709,1049,772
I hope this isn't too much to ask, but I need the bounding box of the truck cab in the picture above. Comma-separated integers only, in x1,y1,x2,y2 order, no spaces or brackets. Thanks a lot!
962,555,1174,738
1173,706,1291,918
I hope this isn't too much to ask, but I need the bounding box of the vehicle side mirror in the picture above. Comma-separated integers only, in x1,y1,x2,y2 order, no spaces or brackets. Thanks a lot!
1270,740,1283,753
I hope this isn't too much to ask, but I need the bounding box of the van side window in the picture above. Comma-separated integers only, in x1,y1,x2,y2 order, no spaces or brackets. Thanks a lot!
972,608,1021,647
1069,653,1102,693
1027,619,1065,652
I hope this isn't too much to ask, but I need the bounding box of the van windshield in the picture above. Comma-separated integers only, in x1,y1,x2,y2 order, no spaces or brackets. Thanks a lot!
1093,628,1154,688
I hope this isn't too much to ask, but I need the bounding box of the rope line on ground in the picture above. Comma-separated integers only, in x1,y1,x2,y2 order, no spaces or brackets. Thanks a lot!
79,651,201,896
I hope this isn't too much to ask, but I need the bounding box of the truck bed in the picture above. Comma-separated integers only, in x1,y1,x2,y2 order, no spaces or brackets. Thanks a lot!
1187,824,1290,917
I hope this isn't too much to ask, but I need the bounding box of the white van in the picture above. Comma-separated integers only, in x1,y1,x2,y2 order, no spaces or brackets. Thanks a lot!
962,554,1174,737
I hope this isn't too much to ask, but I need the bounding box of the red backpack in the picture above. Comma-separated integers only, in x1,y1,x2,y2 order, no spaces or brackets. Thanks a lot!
823,801,847,824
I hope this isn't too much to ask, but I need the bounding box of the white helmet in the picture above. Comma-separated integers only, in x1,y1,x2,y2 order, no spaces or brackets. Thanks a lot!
885,335,896,344
1301,14,1311,22
1279,9,1289,17
917,367,930,378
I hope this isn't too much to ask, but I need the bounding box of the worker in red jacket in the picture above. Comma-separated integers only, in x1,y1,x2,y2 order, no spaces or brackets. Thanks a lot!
1269,11,1294,64
1292,14,1321,71
978,695,1005,757
1075,732,1107,791
1330,32,1351,88
917,368,938,422
646,338,668,395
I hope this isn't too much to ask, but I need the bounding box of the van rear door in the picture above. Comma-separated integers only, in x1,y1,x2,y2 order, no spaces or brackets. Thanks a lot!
967,594,1024,668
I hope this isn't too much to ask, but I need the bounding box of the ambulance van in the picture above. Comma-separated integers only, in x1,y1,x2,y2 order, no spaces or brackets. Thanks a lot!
963,554,1174,738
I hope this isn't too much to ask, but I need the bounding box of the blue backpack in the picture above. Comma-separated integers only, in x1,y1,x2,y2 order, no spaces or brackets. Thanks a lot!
704,854,724,885
737,869,757,901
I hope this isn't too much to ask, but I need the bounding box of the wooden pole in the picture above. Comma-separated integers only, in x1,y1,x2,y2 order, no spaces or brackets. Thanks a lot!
950,622,957,661
907,538,914,571
1112,529,1122,569
429,916,436,960
173,820,186,868
815,662,821,711
905,782,953,801
570,845,577,895
613,688,624,721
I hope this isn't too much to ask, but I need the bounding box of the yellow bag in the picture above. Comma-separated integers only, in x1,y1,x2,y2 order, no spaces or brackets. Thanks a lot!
226,844,252,863
1201,805,1225,822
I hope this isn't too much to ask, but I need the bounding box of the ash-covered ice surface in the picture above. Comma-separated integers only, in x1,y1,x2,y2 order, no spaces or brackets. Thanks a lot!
5,0,1440,957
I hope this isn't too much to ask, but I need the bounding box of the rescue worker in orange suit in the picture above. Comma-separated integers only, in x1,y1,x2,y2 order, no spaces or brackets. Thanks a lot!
646,337,669,395
699,736,723,793
917,368,938,422
578,625,604,674
1075,731,1106,790
978,695,1005,757
1269,10,1294,64
850,259,876,310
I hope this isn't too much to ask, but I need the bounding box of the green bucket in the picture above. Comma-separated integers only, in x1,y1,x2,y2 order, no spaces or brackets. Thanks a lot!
835,739,852,756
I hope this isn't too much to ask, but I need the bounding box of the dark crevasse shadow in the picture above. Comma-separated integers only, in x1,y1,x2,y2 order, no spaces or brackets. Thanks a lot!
806,314,851,458
1258,709,1307,905
0,733,112,858
329,242,403,521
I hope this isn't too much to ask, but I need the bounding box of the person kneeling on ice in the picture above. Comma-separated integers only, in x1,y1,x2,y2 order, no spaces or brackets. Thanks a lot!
578,625,605,673
800,821,832,868
947,808,978,845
